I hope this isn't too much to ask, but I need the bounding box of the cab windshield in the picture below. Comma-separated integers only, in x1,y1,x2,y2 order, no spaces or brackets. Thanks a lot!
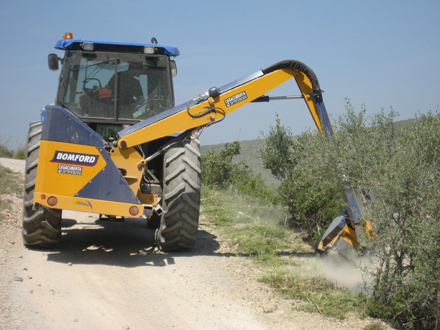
60,51,174,122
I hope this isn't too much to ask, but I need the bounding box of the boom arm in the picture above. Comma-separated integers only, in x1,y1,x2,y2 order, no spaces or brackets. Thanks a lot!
117,60,335,147
117,59,368,257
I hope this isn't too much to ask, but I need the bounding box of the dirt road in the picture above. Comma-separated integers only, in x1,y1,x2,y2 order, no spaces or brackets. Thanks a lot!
0,158,385,330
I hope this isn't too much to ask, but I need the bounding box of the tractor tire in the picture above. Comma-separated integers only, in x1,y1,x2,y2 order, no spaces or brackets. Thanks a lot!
22,121,62,247
156,137,201,251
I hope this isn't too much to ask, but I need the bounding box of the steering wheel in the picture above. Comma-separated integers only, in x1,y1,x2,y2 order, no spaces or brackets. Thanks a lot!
83,78,102,94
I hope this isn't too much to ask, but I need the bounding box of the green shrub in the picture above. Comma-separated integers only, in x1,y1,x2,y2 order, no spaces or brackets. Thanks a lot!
260,114,344,245
0,165,22,194
202,141,278,204
0,140,26,159
0,142,13,158
14,145,26,160
260,115,298,181
260,101,440,329
201,141,249,187
363,323,386,330
235,173,278,204
361,110,440,330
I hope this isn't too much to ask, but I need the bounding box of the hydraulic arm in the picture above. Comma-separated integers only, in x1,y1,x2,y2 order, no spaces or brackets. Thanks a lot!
115,59,370,257
117,60,333,147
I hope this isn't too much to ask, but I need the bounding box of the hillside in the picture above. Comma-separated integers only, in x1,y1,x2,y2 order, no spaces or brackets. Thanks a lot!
201,139,280,186
201,118,416,186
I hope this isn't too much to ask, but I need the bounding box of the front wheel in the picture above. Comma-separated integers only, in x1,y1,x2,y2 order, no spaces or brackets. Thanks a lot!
22,121,62,247
155,137,201,251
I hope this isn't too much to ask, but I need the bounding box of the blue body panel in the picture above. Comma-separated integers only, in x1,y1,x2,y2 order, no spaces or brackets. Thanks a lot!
315,101,335,139
55,38,180,56
42,106,140,204
40,107,45,124
321,210,349,241
342,187,363,224
217,70,263,95
42,105,104,146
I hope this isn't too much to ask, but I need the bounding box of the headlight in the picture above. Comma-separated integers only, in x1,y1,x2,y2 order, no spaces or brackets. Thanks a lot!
82,42,94,51
144,46,155,54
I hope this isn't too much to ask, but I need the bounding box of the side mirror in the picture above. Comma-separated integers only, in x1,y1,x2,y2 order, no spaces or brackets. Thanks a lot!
48,53,59,71
170,60,177,77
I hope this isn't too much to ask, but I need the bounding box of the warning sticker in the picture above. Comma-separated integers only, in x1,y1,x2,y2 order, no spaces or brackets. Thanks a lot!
58,164,82,176
224,91,248,107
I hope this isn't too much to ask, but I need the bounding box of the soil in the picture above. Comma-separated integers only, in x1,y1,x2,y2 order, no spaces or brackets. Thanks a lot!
0,158,390,330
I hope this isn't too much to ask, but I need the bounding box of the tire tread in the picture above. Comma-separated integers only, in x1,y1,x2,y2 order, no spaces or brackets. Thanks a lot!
156,137,201,251
22,121,62,248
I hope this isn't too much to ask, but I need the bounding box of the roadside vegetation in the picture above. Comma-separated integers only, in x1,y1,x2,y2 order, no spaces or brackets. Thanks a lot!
201,186,371,321
0,140,25,222
201,140,374,323
202,100,440,329
0,165,23,222
0,139,25,160
0,165,22,195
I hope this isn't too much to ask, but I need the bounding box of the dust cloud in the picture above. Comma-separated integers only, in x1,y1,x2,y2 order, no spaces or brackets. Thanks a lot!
316,252,376,294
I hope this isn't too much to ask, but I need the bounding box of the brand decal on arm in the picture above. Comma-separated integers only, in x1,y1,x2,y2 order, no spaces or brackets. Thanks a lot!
224,91,248,107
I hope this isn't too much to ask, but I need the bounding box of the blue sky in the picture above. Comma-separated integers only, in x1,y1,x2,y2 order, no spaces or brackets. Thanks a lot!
1,0,439,148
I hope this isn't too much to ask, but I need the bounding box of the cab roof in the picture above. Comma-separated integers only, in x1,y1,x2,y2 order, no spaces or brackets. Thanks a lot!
55,38,180,56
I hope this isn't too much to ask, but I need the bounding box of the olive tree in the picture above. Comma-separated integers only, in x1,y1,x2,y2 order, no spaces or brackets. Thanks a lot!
260,101,440,329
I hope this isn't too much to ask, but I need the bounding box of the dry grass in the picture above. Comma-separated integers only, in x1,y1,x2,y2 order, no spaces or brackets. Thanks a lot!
200,186,371,320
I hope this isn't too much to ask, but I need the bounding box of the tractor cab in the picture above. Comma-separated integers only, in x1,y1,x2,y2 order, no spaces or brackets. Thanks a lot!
49,33,179,139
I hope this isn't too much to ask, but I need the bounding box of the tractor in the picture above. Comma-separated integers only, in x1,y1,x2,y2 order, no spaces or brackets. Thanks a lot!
23,32,371,255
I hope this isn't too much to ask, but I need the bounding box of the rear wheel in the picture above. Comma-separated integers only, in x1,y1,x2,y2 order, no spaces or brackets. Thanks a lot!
22,121,62,247
155,137,201,251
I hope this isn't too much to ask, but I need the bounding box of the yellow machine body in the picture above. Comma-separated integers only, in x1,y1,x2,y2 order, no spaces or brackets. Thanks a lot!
34,126,157,218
